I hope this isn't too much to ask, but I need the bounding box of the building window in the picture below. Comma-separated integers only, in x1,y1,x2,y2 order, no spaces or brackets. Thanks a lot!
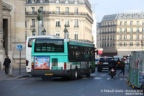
124,35,127,40
130,21,133,26
119,28,122,32
25,21,27,28
137,21,139,25
39,7,43,12
130,28,133,33
27,0,32,4
74,8,78,14
74,19,79,27
74,32,78,40
142,35,144,39
120,21,122,26
136,35,139,40
136,42,140,46
65,7,69,14
124,42,127,46
124,21,127,26
36,0,40,3
32,7,35,14
124,28,127,32
141,41,144,46
65,0,69,4
56,19,61,27
136,28,139,32
142,21,144,26
56,7,60,14
130,35,133,40
45,0,49,3
31,19,35,27
130,42,133,46
119,43,122,46
119,35,122,40
142,28,144,32
56,31,60,36
65,19,70,27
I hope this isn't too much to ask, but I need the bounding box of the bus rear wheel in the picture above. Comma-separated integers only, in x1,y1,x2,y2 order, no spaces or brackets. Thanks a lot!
71,69,78,80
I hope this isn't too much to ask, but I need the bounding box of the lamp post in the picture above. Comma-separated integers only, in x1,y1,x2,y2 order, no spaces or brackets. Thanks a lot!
37,8,43,35
42,28,46,35
64,24,69,39
32,29,36,36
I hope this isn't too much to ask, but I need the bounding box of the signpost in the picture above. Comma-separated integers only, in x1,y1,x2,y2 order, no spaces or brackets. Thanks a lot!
17,45,23,74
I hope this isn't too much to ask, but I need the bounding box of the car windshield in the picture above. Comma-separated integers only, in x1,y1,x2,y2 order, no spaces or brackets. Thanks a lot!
99,58,112,62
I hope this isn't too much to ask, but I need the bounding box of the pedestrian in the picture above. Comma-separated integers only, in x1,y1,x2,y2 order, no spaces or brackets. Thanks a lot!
118,58,125,76
3,55,11,75
117,58,121,70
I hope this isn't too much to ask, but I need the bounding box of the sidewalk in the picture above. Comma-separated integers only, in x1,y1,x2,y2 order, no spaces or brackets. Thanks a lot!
0,68,29,80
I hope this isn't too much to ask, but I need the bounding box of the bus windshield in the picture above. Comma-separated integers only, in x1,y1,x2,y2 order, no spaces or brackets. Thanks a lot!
34,39,64,52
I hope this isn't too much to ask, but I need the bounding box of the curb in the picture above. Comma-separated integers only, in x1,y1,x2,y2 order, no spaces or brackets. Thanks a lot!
15,74,31,79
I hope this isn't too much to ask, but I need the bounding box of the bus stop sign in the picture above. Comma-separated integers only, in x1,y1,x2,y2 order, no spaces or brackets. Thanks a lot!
17,45,23,51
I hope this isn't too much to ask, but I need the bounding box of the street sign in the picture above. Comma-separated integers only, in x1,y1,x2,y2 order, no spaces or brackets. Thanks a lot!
17,45,23,51
17,45,23,74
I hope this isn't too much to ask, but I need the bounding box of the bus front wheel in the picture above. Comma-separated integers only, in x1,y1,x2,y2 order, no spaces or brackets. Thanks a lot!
86,68,91,77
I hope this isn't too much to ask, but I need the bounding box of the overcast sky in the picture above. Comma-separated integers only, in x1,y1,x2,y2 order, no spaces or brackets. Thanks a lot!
89,0,144,22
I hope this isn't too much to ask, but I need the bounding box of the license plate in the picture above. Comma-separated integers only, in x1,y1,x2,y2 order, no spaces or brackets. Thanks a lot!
44,73,53,76
103,62,108,64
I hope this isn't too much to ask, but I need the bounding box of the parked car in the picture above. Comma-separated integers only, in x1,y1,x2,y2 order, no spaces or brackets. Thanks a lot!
97,57,112,72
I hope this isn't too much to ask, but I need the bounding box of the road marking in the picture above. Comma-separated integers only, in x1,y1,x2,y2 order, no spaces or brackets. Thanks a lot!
91,74,96,77
94,77,102,80
120,78,127,81
107,78,110,80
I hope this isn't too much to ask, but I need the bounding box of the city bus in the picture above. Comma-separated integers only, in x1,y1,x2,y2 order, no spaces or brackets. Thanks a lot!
26,35,59,73
30,37,95,80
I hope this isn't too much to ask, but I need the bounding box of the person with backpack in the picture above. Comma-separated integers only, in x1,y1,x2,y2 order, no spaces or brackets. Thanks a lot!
3,55,11,75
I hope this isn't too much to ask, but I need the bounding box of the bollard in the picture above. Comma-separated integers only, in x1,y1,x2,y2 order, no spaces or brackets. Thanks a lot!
0,61,1,70
9,65,12,76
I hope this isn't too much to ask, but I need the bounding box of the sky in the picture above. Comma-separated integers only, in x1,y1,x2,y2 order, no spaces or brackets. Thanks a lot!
89,0,144,22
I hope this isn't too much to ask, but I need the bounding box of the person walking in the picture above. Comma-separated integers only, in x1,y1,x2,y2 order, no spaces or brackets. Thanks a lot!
118,58,125,76
3,55,11,75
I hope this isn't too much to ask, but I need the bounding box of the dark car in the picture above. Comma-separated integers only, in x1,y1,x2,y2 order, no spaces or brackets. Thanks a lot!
97,57,112,72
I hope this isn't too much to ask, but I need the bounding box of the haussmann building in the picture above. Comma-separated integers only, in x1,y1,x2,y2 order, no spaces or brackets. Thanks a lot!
97,12,144,56
25,0,93,41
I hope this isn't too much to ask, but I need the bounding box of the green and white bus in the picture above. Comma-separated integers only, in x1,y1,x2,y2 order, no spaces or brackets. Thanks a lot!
31,37,95,80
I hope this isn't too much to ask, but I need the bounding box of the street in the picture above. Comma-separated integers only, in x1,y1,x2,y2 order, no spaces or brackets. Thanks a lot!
0,68,143,96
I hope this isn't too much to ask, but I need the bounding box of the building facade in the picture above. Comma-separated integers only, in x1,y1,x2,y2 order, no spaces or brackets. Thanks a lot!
0,0,25,69
97,12,144,56
25,0,93,41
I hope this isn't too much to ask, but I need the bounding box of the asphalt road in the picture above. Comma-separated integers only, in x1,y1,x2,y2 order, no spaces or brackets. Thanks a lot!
0,69,143,96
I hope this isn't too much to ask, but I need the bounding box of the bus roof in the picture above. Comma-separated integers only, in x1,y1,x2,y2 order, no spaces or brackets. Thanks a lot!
69,40,94,47
27,35,61,40
28,35,94,47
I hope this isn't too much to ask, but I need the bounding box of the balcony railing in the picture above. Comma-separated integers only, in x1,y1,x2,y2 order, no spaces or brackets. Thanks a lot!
25,11,93,23
98,24,117,28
